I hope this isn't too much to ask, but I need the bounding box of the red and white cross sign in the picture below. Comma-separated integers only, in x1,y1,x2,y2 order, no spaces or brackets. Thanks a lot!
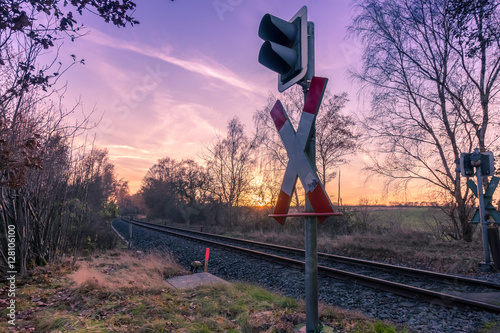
270,76,337,225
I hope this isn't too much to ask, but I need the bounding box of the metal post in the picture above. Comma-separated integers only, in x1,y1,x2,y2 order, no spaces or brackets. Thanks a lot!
128,220,132,249
476,164,492,267
338,168,341,207
305,124,318,332
304,21,319,333
305,214,319,332
488,227,500,269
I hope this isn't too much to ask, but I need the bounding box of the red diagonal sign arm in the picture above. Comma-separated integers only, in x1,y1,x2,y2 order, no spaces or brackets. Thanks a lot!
295,77,328,150
304,77,328,114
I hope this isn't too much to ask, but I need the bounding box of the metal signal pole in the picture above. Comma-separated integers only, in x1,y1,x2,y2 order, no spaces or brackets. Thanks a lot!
259,7,340,331
303,21,319,333
475,162,492,270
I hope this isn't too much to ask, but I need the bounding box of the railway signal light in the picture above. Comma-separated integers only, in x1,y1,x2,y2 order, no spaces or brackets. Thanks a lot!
460,151,495,177
479,151,495,176
460,153,474,177
258,6,308,92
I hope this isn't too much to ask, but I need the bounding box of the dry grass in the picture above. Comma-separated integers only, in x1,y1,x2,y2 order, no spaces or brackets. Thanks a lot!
327,228,484,273
69,250,184,294
0,250,188,332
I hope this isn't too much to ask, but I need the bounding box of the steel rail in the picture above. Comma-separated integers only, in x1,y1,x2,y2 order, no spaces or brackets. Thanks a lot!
120,217,500,314
127,218,500,290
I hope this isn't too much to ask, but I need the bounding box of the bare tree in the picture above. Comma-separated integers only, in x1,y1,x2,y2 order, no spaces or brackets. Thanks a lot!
203,117,256,208
141,157,209,222
0,1,138,97
172,160,207,205
115,180,141,216
141,157,181,219
349,0,500,241
316,92,359,185
65,146,120,266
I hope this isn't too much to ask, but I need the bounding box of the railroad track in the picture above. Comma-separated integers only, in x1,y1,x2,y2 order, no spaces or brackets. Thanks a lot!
119,217,500,314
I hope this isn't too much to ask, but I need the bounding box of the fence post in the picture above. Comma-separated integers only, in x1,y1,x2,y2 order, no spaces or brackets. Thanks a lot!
488,226,500,271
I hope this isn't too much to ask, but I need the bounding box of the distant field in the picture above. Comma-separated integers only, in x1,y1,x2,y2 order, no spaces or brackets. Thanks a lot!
343,205,450,231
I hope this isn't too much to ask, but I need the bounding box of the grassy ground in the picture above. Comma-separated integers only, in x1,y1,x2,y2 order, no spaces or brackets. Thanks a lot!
0,249,410,332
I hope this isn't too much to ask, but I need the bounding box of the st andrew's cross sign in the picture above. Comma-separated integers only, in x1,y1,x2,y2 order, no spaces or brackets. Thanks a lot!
269,76,340,225
468,176,500,224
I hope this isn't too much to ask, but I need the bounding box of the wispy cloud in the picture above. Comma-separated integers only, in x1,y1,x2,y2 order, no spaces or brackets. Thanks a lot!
87,29,263,96
106,145,151,155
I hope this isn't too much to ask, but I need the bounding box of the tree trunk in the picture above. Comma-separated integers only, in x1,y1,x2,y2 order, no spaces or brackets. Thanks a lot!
15,191,28,276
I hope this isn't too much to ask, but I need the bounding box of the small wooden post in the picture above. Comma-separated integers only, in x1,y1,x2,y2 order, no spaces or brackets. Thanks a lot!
128,220,132,249
488,226,500,270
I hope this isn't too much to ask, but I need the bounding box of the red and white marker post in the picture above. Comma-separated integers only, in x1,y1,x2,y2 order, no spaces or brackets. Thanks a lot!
204,248,210,273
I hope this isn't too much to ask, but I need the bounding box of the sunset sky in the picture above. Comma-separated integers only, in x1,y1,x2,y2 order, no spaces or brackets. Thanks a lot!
55,0,423,205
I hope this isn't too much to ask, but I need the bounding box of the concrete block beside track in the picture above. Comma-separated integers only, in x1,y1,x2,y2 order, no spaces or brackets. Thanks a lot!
166,272,229,290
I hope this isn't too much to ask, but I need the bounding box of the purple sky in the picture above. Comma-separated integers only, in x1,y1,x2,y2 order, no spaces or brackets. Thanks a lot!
55,1,420,205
